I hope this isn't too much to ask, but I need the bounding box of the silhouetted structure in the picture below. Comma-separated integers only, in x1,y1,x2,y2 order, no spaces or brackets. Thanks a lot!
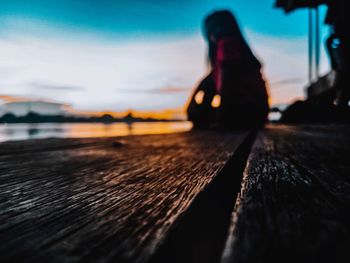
187,10,269,129
275,0,350,113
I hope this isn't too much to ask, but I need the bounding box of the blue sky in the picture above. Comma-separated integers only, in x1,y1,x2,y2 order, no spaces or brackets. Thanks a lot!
0,0,310,37
0,0,330,112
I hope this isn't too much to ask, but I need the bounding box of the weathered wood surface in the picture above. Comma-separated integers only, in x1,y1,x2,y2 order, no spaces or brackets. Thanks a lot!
0,131,248,263
222,125,350,263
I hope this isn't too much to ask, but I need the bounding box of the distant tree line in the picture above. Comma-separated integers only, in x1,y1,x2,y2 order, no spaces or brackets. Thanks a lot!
0,112,179,124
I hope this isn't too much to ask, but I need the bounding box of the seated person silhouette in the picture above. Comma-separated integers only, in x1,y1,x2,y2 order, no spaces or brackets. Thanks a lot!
187,10,269,129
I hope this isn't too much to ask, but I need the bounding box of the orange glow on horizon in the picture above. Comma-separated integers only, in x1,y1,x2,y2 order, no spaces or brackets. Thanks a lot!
268,96,304,106
67,108,187,120
65,122,192,138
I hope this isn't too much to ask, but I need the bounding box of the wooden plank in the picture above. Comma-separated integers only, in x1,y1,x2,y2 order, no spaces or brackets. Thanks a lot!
222,125,350,263
0,131,248,263
0,137,111,156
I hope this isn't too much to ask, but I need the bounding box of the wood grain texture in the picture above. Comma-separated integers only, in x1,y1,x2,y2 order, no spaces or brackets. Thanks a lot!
222,124,350,263
0,131,248,263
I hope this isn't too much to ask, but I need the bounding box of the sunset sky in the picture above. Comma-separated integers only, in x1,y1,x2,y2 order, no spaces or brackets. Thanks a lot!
0,0,330,113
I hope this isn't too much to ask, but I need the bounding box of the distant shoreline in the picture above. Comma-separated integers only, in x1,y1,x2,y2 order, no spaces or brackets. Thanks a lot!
0,112,185,124
0,120,186,124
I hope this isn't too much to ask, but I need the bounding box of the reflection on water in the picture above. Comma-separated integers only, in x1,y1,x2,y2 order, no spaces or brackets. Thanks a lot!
0,122,192,142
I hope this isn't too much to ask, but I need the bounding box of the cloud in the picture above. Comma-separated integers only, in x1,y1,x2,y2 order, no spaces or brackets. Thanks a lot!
153,86,191,93
0,95,26,103
270,77,305,87
116,86,190,94
28,81,85,91
0,94,67,106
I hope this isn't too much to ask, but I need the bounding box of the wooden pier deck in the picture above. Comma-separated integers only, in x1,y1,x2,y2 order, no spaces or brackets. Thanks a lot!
0,124,349,263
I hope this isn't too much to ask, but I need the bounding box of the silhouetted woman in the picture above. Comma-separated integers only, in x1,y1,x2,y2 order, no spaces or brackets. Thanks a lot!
187,10,269,128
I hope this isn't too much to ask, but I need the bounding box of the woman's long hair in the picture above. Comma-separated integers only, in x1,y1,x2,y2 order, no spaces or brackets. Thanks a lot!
203,10,260,68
